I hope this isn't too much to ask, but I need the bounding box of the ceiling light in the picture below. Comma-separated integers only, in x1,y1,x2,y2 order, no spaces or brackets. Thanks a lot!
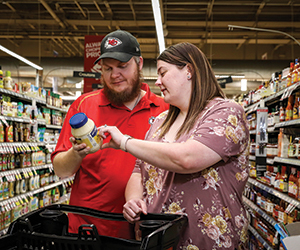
215,75,245,79
0,45,43,70
151,0,165,54
241,79,247,91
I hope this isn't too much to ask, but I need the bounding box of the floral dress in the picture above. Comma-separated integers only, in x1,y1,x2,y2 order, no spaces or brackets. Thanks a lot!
133,98,250,250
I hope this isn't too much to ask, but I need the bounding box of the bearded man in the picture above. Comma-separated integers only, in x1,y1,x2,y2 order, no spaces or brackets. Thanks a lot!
52,30,169,239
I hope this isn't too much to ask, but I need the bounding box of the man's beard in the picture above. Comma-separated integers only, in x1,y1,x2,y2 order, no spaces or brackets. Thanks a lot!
102,70,142,106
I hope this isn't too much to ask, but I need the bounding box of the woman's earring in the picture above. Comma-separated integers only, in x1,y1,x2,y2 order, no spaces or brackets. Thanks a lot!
187,74,191,80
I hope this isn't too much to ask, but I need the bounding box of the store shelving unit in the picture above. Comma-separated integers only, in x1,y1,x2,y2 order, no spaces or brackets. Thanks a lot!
0,86,69,236
244,72,300,249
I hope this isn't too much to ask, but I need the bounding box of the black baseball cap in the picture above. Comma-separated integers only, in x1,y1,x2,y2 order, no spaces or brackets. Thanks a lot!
94,30,141,64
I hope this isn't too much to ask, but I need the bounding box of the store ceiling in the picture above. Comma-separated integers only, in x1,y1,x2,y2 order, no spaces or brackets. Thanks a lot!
0,0,299,98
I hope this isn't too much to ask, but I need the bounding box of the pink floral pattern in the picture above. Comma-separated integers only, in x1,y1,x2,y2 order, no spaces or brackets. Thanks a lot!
134,98,250,250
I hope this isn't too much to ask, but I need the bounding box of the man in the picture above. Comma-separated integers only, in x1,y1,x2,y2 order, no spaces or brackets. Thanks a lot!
51,30,168,239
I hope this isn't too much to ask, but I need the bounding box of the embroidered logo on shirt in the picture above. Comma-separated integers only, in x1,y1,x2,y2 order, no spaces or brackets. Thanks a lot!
105,37,122,49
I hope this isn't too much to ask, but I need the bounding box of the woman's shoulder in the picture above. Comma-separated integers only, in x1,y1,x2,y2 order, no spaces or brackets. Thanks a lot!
209,98,244,111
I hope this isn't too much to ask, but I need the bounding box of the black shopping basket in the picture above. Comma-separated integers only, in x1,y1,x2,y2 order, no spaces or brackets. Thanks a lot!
1,204,187,250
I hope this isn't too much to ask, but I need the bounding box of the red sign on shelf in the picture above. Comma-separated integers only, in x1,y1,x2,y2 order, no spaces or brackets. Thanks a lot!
84,35,105,93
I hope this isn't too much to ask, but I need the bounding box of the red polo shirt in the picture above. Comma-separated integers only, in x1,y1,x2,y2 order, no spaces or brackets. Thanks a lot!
51,83,168,239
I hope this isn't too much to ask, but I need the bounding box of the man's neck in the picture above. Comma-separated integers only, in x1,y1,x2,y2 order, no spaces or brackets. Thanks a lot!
124,90,146,110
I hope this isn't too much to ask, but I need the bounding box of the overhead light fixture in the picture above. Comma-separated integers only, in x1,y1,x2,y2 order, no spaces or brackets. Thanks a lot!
151,0,165,54
241,79,247,91
228,25,300,47
215,75,245,79
0,45,43,70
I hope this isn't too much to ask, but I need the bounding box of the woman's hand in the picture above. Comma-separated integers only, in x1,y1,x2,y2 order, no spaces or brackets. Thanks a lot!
69,137,91,158
98,125,125,150
123,199,147,223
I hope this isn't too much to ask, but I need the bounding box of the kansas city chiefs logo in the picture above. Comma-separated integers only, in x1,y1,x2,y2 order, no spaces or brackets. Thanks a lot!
105,37,122,49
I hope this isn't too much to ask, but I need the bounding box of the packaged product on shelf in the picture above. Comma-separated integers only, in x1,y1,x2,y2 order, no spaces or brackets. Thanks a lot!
288,167,299,199
14,175,20,195
285,95,294,121
17,102,23,117
40,88,46,101
6,101,12,117
4,206,11,228
38,127,45,142
292,58,299,85
23,104,31,119
0,178,3,201
2,177,9,200
29,171,35,191
278,165,288,193
20,174,27,194
0,66,3,89
298,171,300,201
18,123,23,142
293,92,300,119
11,102,17,117
287,62,295,87
8,176,14,198
3,71,13,90
34,169,40,189
23,124,30,142
278,128,289,158
0,120,4,142
29,194,39,212
42,108,51,124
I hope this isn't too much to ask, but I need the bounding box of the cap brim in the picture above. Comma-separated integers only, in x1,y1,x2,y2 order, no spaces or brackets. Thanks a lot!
94,52,133,64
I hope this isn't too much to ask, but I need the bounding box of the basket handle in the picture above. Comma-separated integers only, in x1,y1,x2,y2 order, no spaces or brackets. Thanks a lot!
78,224,102,243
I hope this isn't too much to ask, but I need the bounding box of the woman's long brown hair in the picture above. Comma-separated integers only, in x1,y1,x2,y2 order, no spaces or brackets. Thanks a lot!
157,42,226,140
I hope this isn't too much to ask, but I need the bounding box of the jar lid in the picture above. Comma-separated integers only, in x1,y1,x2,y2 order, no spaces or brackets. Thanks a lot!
69,112,88,129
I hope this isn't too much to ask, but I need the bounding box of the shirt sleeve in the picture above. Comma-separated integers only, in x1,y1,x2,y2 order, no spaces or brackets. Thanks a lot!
50,103,80,162
191,100,249,162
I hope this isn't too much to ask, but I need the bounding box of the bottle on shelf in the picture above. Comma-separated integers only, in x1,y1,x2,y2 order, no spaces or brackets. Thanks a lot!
292,58,299,85
293,92,300,119
288,167,298,198
278,128,289,158
297,170,300,201
285,94,294,121
0,66,3,89
287,62,295,87
3,70,13,90
279,101,286,122
274,165,281,191
278,165,288,193
278,200,288,224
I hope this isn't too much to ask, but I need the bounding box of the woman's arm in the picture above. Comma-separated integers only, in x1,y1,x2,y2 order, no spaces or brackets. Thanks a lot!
123,173,147,223
125,138,221,174
100,124,221,174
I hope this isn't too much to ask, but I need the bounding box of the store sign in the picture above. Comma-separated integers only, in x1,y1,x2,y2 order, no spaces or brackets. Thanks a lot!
84,35,105,93
73,71,100,79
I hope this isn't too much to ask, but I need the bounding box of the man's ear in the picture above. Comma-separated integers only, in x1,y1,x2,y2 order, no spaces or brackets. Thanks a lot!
139,56,144,71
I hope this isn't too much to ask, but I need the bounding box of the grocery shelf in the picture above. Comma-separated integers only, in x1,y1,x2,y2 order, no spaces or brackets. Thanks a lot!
45,124,62,130
274,119,300,128
0,87,46,105
248,177,300,209
45,104,68,113
273,157,300,167
248,225,274,250
0,163,53,177
0,176,74,208
243,196,277,227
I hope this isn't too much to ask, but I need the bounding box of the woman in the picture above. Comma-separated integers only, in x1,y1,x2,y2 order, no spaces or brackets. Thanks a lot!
100,42,250,250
